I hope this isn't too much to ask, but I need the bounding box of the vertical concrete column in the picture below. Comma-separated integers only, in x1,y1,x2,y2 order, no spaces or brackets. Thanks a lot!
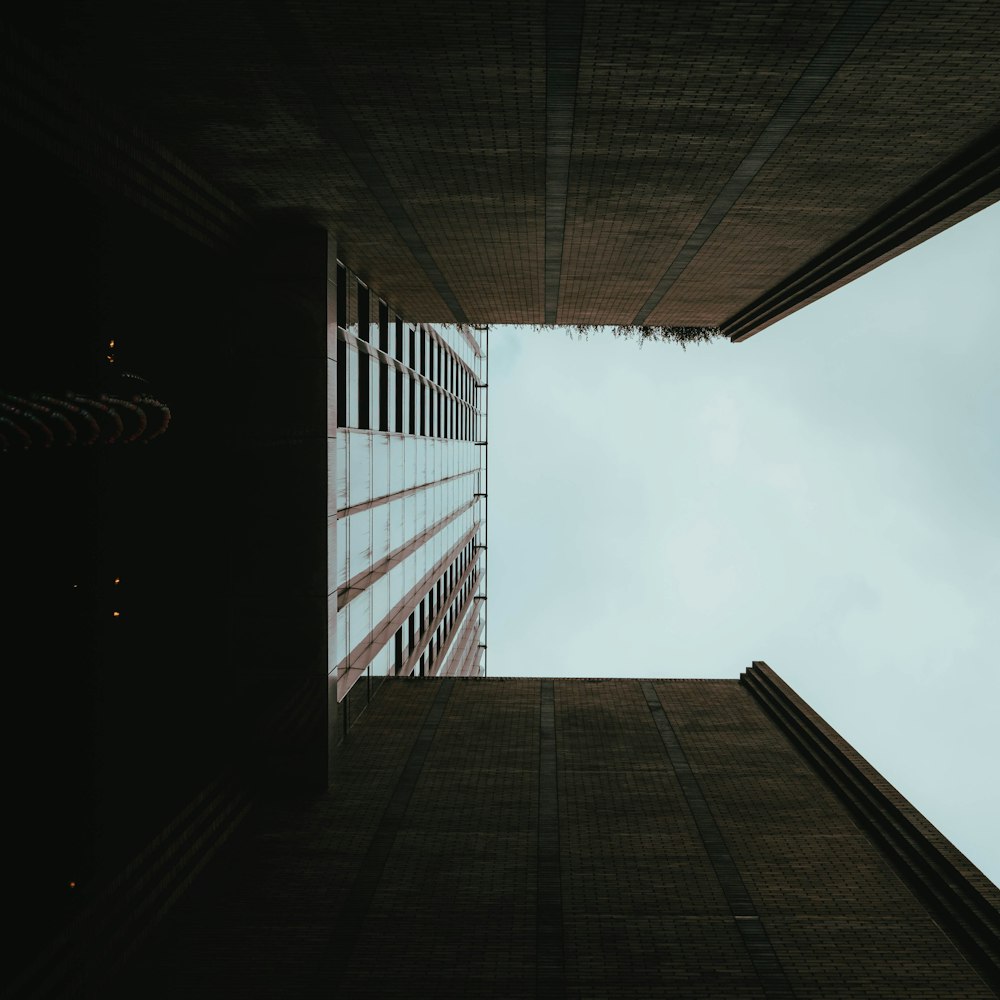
232,224,331,794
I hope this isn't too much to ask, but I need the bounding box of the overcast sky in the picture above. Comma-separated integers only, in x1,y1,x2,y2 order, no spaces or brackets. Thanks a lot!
486,201,1000,888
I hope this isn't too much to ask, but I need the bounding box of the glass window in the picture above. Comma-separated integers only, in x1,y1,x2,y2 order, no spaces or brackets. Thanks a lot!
327,517,338,596
348,588,371,657
379,359,389,432
388,496,405,553
371,575,390,633
415,437,427,487
389,562,404,613
394,628,403,676
394,369,403,433
348,430,372,507
388,435,404,495
335,604,349,672
373,640,390,678
378,299,389,353
403,495,417,548
348,509,372,579
336,263,347,329
336,336,347,428
372,503,389,564
372,432,389,499
414,490,427,538
335,433,348,510
346,272,357,340
336,516,348,589
357,350,370,430
347,346,359,428
404,436,416,490
403,550,416,600
357,281,369,343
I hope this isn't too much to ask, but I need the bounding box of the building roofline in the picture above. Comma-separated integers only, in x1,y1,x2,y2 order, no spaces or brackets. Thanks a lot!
742,660,1000,994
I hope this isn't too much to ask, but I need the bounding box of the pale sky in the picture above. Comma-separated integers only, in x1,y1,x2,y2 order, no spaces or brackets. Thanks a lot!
486,201,1000,888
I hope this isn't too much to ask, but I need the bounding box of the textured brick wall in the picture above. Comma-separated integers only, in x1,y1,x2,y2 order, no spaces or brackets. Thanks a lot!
557,680,763,997
111,677,997,999
660,679,994,997
7,2,1000,328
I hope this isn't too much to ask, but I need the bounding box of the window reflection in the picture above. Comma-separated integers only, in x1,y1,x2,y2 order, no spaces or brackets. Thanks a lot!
330,265,486,696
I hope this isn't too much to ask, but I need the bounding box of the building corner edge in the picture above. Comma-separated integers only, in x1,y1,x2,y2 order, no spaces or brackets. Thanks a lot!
740,661,1000,996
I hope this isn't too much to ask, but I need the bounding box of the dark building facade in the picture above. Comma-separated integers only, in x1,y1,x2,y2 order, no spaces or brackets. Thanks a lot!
5,2,1000,334
42,665,1000,998
3,2,1000,996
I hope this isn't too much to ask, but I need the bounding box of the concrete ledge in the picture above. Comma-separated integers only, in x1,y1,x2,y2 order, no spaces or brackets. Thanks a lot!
741,660,1000,993
725,125,1000,342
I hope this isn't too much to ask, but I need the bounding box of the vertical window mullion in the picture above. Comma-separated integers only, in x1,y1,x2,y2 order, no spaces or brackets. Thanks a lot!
336,263,347,330
379,357,389,432
357,281,370,429
379,300,389,353
336,335,347,428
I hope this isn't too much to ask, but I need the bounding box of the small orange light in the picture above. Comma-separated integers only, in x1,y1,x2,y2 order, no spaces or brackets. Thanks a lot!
113,611,121,618
114,577,121,585
69,881,76,888
109,340,115,348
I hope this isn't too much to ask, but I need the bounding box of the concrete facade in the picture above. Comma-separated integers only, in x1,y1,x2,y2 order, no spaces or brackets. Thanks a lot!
5,3,1000,333
103,669,1000,998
